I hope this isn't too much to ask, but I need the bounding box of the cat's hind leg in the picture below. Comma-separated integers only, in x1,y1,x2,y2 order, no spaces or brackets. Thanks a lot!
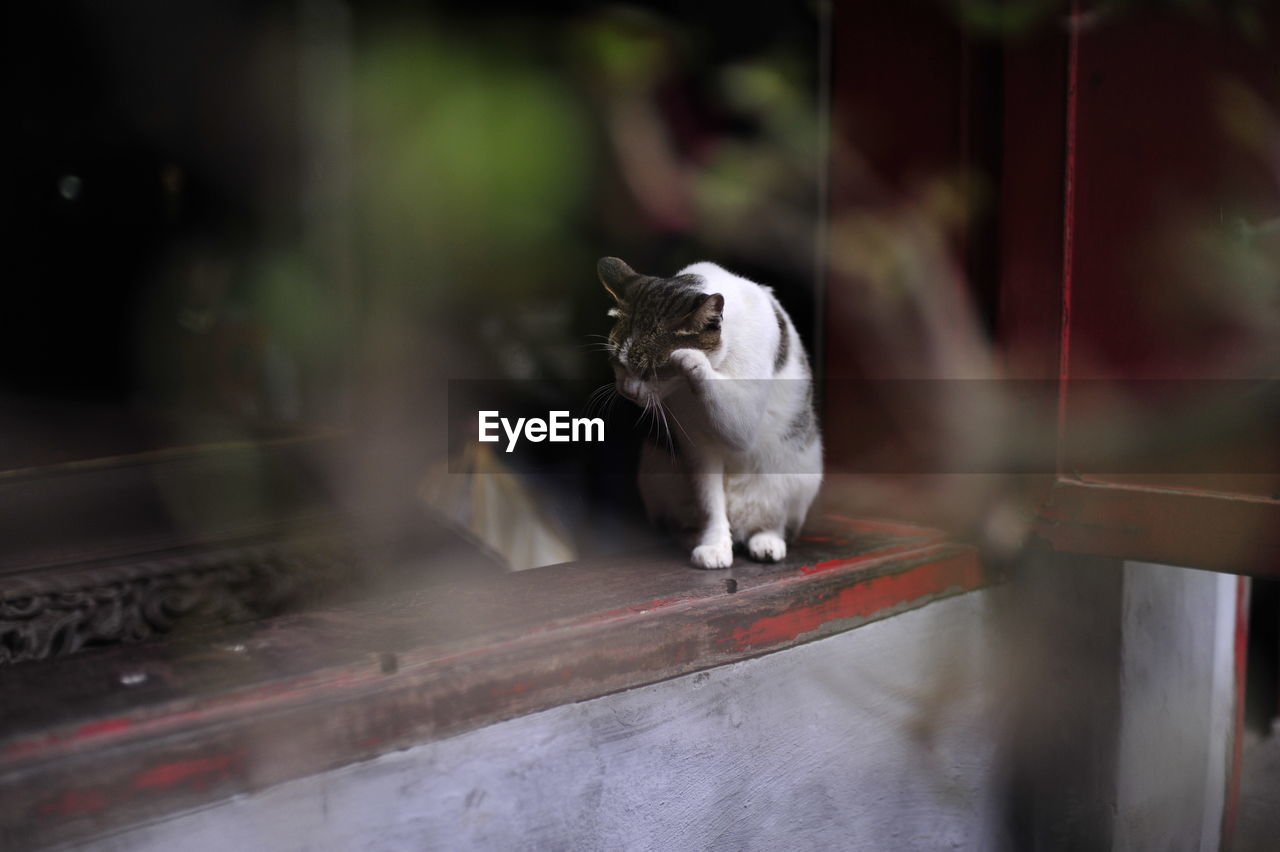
747,530,787,562
726,473,790,563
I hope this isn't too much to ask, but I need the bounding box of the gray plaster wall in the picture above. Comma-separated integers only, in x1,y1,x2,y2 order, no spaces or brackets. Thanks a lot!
86,590,1008,852
1113,562,1239,852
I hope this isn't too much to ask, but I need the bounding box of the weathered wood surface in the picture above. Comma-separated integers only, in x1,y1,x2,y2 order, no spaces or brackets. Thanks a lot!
0,516,990,849
1035,478,1280,577
0,434,342,576
93,591,1010,852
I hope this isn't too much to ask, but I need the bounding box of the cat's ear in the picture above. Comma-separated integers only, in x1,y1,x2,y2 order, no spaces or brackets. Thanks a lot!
681,293,724,332
597,257,635,303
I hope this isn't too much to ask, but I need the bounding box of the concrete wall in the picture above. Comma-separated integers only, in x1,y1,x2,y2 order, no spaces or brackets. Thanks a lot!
78,560,1244,852
1113,562,1239,852
87,590,1008,852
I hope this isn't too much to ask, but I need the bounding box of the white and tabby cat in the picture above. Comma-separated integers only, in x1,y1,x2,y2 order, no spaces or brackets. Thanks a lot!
597,257,822,569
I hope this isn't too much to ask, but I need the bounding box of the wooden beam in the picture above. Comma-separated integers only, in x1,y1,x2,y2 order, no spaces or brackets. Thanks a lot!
0,517,991,849
1035,478,1280,577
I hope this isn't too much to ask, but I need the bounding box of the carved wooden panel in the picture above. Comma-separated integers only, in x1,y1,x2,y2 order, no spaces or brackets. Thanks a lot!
1,536,358,664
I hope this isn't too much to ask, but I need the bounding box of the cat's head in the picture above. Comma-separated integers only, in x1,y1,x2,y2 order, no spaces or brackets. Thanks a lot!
597,257,723,403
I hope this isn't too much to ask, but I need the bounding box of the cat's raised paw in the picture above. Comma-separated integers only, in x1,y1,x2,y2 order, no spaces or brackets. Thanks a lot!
691,541,733,569
669,348,711,382
747,531,787,562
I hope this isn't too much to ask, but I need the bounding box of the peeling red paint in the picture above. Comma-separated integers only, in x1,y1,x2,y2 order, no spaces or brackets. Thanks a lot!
799,536,851,545
4,717,136,759
1056,0,1080,469
725,553,983,651
820,513,944,539
1221,576,1250,850
36,788,108,817
76,718,133,738
488,681,531,699
798,542,926,576
4,673,381,764
133,752,241,790
6,523,989,849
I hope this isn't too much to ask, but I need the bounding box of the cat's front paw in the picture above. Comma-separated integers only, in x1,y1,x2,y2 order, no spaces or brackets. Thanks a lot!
669,348,712,384
691,540,733,569
747,531,787,563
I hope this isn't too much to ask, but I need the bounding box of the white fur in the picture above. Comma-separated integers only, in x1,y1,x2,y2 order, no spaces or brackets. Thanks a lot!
624,262,823,569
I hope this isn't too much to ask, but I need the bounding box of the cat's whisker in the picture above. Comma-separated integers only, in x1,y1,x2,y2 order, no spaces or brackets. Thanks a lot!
634,396,651,430
661,400,693,448
648,396,665,446
645,397,660,443
583,385,607,416
648,398,665,445
657,401,676,457
584,382,615,417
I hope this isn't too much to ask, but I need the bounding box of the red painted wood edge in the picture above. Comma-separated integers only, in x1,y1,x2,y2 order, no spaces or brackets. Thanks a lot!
1220,576,1251,850
2,541,969,767
1035,478,1280,576
817,513,950,540
1056,0,1080,473
0,519,942,765
726,551,985,651
1,542,989,849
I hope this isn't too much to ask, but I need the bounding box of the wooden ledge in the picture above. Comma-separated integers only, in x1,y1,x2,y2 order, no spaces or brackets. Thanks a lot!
1035,477,1280,576
0,516,992,849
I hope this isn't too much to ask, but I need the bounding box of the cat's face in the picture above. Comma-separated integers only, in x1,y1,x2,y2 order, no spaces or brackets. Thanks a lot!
597,257,723,403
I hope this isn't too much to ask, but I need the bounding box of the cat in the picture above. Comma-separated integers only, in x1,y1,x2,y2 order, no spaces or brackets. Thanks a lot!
597,257,822,569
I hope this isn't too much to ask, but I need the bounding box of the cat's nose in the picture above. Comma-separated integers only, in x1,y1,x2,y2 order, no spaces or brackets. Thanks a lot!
617,377,642,401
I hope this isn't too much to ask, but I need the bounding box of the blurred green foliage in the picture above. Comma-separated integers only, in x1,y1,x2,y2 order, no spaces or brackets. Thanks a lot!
353,25,589,308
949,0,1271,39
